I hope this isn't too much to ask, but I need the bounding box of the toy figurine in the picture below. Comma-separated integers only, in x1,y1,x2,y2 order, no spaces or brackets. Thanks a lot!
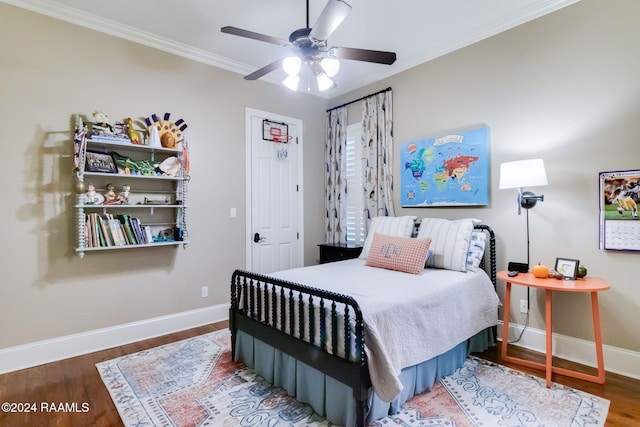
85,183,104,205
103,183,119,204
118,184,131,204
124,117,141,144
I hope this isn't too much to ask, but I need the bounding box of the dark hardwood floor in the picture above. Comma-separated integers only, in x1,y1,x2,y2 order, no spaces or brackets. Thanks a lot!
0,321,638,426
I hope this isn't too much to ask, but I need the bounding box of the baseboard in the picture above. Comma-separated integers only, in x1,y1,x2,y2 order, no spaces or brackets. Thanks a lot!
0,304,229,375
3,311,638,381
498,320,640,380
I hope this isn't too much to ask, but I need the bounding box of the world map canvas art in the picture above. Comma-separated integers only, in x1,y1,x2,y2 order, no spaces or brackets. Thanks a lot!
400,127,490,207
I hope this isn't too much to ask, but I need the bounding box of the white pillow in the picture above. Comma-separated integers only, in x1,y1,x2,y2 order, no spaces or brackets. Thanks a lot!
417,218,479,272
466,230,487,272
359,215,418,259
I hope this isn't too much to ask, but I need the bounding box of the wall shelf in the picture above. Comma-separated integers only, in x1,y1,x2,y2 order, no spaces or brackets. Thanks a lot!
73,115,190,258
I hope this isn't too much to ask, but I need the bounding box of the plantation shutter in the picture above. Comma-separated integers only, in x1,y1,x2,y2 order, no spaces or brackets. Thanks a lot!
345,123,366,245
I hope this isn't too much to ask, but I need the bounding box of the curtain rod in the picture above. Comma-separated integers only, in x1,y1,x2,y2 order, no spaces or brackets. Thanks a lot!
326,86,392,112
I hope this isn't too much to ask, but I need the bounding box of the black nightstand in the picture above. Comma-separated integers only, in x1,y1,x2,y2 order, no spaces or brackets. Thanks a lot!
318,243,363,264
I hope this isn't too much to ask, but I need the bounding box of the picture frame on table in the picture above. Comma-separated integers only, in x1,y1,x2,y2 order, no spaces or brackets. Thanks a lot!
86,151,117,173
555,257,579,280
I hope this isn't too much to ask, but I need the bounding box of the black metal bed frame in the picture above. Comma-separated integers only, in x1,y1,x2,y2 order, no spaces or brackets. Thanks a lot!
230,223,496,427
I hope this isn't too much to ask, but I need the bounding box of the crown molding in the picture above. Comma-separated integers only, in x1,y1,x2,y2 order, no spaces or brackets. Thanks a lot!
1,0,255,76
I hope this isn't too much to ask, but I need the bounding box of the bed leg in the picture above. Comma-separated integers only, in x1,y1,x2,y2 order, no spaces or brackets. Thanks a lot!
355,400,365,427
229,310,237,360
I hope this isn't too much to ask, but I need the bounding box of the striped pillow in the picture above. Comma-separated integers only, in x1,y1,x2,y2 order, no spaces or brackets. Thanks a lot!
366,233,432,275
417,218,479,272
359,215,417,260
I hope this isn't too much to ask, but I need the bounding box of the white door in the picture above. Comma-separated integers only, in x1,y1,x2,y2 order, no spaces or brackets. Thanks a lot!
246,108,303,274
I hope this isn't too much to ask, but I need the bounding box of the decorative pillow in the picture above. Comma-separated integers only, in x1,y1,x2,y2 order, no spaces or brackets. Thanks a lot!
466,231,487,272
366,233,432,275
359,215,418,259
417,218,479,272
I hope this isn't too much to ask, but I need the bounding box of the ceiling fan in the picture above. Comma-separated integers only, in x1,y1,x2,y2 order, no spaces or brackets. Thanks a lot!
221,0,397,91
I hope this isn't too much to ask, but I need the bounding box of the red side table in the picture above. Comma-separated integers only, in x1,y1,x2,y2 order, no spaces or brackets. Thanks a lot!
498,270,610,388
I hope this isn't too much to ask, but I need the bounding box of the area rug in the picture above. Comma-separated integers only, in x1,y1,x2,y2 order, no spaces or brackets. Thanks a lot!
96,329,609,427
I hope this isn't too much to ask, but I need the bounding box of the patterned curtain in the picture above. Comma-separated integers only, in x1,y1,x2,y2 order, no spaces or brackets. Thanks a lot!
362,90,395,230
324,107,348,243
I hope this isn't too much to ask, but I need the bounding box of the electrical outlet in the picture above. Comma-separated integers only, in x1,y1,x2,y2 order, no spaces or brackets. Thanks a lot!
201,286,209,298
519,299,528,314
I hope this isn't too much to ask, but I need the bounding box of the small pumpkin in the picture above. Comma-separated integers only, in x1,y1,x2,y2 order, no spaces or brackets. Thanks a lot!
531,262,549,279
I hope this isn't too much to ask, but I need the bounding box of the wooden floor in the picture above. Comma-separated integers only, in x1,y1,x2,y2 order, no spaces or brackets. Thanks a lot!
1,321,638,426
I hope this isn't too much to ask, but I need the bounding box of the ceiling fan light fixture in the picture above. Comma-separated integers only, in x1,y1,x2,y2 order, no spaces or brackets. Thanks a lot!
223,0,396,92
282,56,301,76
316,72,334,91
283,74,300,91
320,57,340,77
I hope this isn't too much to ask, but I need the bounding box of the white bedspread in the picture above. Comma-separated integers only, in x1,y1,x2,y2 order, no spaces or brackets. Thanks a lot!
269,259,500,402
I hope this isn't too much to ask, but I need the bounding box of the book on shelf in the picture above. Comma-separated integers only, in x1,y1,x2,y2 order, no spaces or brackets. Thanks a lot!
144,226,153,244
129,216,146,244
120,222,131,245
106,214,127,246
96,215,107,247
117,214,139,245
98,215,113,246
89,134,132,144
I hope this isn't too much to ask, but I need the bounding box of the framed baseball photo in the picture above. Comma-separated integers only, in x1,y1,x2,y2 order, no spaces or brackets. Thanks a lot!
86,151,117,173
555,257,579,280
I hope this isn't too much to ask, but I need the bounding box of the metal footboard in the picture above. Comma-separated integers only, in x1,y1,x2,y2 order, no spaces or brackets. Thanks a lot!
230,269,371,426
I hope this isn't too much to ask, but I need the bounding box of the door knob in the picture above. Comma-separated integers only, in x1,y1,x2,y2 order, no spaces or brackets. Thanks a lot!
254,232,266,243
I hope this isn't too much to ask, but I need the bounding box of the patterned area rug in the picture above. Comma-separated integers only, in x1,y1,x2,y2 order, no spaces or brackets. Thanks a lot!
96,330,609,427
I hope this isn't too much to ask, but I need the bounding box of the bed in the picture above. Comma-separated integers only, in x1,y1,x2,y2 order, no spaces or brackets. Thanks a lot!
230,217,498,426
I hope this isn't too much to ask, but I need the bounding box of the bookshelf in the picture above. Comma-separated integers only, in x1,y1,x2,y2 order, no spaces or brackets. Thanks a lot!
73,115,190,258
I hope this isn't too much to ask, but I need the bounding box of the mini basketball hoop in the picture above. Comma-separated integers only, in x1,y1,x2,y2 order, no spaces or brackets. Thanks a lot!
270,127,293,143
263,119,292,143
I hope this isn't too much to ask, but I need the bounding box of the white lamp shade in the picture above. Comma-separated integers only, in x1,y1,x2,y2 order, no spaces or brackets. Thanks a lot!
282,56,301,76
320,57,340,77
282,74,299,91
499,158,548,189
316,73,334,91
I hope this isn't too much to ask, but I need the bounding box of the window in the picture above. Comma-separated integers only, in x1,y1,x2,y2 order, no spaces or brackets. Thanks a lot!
345,123,366,245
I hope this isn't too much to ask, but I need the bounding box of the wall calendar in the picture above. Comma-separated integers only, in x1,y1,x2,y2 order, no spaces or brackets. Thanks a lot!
599,170,640,251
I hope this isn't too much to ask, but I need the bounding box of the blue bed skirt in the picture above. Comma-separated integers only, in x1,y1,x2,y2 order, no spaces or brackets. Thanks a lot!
234,328,494,426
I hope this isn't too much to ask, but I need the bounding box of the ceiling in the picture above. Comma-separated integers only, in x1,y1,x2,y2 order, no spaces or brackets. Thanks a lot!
6,0,578,98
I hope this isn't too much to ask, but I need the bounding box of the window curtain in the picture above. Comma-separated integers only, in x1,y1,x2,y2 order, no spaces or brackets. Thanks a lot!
324,107,348,243
362,90,395,228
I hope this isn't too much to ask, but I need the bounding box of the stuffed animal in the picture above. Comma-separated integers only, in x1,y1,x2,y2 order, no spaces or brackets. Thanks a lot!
92,111,113,134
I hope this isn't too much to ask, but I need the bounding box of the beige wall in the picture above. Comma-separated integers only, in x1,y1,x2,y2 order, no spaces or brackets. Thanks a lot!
2,0,640,363
0,3,327,349
331,0,640,353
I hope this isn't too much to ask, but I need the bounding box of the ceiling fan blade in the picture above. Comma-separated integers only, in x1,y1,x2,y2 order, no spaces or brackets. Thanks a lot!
221,26,289,47
244,59,284,81
309,0,352,42
330,47,397,65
